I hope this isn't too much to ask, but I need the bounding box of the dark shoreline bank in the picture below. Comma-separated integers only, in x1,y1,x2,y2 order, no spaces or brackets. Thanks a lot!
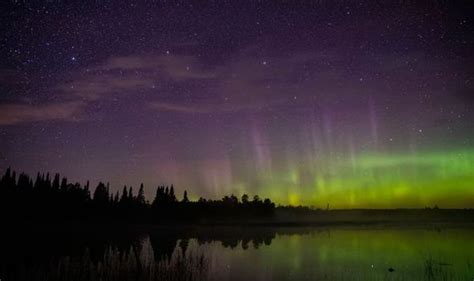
5,208,474,231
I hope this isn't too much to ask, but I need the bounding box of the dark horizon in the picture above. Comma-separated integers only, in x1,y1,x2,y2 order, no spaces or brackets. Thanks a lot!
3,167,473,212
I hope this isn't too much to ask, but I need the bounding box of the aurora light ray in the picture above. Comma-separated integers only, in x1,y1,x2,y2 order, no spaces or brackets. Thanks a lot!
1,1,473,208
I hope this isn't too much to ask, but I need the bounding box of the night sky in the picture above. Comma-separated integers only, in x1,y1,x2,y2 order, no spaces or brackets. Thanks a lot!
1,1,473,208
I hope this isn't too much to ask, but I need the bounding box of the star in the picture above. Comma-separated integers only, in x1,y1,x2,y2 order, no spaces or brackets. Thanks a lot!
1,0,472,209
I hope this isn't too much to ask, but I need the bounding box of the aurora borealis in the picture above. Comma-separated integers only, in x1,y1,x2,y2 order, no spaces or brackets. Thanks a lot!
1,1,473,208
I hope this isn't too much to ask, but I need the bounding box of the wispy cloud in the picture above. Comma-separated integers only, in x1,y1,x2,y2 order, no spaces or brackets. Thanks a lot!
146,51,319,114
54,54,215,102
45,49,348,119
55,74,156,101
149,99,279,114
0,101,84,125
0,53,219,125
103,55,215,80
2,50,349,125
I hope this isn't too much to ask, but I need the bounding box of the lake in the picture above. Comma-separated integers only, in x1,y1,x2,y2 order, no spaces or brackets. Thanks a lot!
1,225,473,280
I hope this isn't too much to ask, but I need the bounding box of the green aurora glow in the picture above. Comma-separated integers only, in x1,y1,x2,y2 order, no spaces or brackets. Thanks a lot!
3,1,474,210
253,149,474,208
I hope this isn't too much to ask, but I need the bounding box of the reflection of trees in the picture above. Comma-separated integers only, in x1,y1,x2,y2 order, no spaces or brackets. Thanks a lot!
148,234,179,260
1,227,309,280
179,239,189,255
193,228,276,250
146,228,277,258
0,235,208,281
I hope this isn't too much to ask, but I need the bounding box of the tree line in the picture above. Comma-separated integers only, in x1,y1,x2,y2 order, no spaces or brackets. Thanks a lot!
0,168,275,223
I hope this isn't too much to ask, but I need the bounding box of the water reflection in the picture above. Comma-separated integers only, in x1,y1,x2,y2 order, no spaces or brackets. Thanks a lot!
0,232,207,281
148,227,278,259
1,226,473,281
0,226,278,281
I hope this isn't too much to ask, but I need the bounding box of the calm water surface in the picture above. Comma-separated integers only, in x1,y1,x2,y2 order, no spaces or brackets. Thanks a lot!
1,225,473,281
196,227,474,281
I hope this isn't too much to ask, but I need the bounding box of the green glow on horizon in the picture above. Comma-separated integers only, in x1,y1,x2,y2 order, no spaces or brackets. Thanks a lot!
261,149,474,208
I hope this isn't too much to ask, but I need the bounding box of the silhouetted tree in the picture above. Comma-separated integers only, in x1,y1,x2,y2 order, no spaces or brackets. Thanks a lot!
44,173,51,190
120,186,128,203
34,172,41,190
93,182,109,204
0,168,276,223
169,185,176,202
113,191,119,204
137,184,145,204
52,173,60,191
230,194,238,204
242,194,249,204
60,177,68,192
182,190,189,203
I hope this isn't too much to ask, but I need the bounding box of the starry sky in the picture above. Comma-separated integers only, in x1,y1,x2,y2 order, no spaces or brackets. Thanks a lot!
1,1,473,208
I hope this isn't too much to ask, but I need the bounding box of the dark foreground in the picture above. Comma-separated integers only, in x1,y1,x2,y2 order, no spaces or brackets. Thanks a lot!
2,169,474,280
2,222,474,281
